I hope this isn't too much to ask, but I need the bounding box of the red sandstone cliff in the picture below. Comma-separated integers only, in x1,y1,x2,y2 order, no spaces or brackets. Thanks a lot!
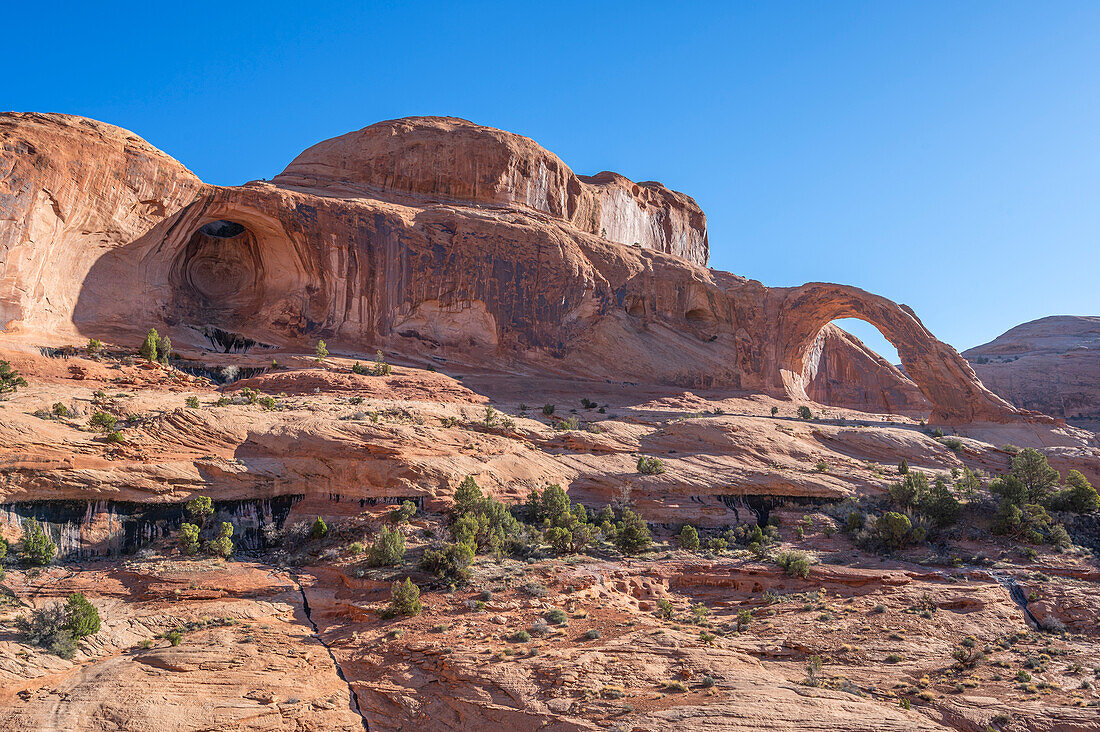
0,112,1028,424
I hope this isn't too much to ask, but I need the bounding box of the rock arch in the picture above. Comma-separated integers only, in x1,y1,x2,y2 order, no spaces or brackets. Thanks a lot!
771,283,1020,424
158,196,321,336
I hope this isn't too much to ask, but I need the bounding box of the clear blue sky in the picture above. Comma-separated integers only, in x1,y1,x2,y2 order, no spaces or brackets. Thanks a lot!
6,1,1099,361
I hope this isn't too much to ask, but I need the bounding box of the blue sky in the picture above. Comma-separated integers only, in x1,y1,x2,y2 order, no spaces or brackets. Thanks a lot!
5,1,1099,360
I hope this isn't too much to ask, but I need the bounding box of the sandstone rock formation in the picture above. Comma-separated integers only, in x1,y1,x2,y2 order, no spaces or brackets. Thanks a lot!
275,116,709,265
0,112,206,339
964,316,1100,429
805,323,930,416
0,112,1032,425
2,112,1100,732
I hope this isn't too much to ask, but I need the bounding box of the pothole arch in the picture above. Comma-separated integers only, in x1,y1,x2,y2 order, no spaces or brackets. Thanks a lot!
164,204,319,337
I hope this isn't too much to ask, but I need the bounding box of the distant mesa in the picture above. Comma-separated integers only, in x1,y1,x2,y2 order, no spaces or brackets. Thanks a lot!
965,315,1100,429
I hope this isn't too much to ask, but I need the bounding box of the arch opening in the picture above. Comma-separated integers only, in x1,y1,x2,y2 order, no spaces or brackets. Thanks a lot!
200,219,247,239
803,318,930,418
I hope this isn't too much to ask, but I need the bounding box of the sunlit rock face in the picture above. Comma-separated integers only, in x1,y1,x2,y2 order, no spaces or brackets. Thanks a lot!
0,111,1032,425
965,316,1100,428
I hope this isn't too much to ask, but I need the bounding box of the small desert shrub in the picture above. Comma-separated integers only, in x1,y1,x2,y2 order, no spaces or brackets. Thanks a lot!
186,496,214,527
776,550,811,579
637,455,666,475
521,581,549,598
206,522,235,558
178,523,201,555
656,598,674,619
664,681,688,693
585,629,601,640
531,619,552,637
89,411,117,432
804,654,824,686
545,608,568,625
797,405,813,420
185,396,200,409
700,675,715,688
20,518,56,566
387,578,422,617
678,524,699,550
553,416,580,431
311,516,329,540
372,350,392,376
369,525,406,566
613,508,652,554
18,593,100,658
390,500,417,523
511,630,531,642
419,542,474,583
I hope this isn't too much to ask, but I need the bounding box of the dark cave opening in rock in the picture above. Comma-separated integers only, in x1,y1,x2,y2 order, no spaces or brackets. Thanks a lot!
685,307,710,322
200,219,247,239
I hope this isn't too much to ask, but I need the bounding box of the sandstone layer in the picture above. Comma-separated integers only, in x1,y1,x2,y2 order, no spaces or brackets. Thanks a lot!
964,316,1100,429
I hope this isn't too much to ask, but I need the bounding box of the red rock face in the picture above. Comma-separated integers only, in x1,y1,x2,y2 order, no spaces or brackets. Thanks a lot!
0,113,1035,425
275,116,709,265
964,316,1100,428
0,113,206,338
804,323,930,417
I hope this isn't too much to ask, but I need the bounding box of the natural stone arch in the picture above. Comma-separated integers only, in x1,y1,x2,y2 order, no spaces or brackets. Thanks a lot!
772,282,1020,424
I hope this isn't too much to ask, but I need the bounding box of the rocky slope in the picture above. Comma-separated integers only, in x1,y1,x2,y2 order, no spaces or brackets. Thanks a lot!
965,316,1100,430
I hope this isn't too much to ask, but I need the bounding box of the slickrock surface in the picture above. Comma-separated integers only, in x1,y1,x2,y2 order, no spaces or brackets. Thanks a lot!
0,563,365,731
965,316,1100,430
